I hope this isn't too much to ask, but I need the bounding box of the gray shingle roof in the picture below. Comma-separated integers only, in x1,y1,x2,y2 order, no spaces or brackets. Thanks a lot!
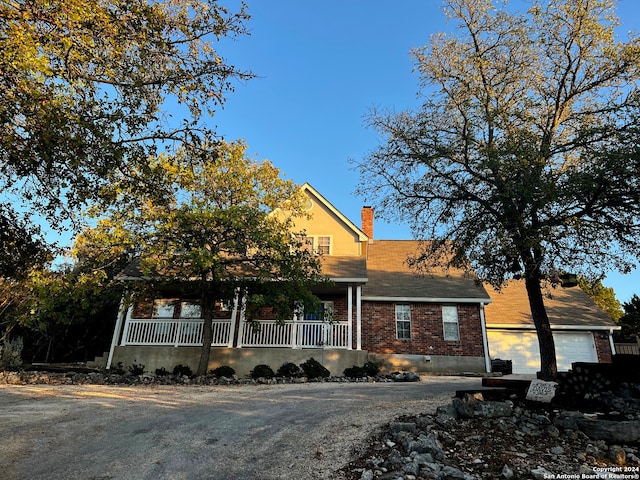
485,280,618,329
361,240,491,301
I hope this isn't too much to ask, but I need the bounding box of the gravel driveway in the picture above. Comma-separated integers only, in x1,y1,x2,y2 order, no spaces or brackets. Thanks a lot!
0,376,482,480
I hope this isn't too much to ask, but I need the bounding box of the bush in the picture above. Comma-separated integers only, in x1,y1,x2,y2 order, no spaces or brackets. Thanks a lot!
276,361,303,378
0,337,23,371
155,367,169,376
362,361,381,377
172,364,193,377
210,365,236,377
128,362,146,376
300,357,330,379
109,362,125,375
250,364,275,379
343,365,366,378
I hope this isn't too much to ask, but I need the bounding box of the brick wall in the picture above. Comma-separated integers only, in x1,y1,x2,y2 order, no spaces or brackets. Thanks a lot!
593,331,613,363
360,301,485,357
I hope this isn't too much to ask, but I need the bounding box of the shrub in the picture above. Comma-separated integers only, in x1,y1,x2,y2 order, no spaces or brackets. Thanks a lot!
362,361,381,377
172,364,193,377
343,365,366,378
300,357,330,379
210,365,236,377
128,362,146,376
250,364,275,379
155,367,169,376
0,337,23,371
276,361,303,378
109,362,125,375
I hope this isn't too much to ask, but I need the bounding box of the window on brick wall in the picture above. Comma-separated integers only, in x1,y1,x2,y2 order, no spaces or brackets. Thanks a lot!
442,305,460,341
395,304,411,339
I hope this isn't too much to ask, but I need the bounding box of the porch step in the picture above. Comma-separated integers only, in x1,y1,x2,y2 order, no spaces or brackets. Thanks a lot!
86,352,109,369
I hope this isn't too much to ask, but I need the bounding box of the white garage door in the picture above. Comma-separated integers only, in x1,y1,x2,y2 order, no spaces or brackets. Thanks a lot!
487,330,598,374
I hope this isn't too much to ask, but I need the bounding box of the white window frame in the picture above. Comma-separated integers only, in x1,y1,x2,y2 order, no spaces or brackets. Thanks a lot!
442,305,460,341
395,304,411,340
298,235,333,255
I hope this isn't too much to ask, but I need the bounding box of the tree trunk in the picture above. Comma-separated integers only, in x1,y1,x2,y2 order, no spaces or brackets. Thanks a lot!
196,283,215,376
524,275,558,380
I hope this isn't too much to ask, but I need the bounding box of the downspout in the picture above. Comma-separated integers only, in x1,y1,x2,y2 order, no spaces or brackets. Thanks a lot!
107,294,128,370
609,328,616,356
479,302,492,373
356,285,362,350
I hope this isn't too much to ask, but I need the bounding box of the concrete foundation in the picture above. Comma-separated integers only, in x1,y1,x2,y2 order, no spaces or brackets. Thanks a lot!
111,346,369,377
368,353,487,374
111,347,487,376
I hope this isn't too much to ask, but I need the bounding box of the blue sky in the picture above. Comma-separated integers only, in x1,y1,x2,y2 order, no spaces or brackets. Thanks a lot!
211,1,640,303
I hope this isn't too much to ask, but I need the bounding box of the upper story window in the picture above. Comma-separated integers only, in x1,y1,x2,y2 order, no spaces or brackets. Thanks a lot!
297,235,332,255
442,305,460,341
395,304,411,339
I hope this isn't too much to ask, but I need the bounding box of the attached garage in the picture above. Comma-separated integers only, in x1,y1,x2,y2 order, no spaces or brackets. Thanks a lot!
483,280,619,375
487,330,598,374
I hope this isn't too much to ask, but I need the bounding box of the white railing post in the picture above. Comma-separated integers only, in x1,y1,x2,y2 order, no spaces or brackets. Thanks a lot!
236,293,247,348
120,305,134,346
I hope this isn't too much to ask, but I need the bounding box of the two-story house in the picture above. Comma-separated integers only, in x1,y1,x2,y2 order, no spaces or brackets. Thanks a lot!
105,183,616,376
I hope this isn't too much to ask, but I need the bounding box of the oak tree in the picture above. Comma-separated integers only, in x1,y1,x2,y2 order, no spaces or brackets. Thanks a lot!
0,0,252,277
90,141,323,375
355,0,640,379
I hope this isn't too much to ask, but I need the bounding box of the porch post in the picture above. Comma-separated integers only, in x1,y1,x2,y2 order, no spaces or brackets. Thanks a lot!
347,285,353,350
356,285,362,350
228,288,241,348
236,293,247,348
479,302,491,373
107,297,128,370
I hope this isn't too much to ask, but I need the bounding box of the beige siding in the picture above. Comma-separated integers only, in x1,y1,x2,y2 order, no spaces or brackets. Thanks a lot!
293,193,363,257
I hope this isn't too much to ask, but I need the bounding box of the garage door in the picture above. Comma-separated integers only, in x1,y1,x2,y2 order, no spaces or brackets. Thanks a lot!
487,330,597,374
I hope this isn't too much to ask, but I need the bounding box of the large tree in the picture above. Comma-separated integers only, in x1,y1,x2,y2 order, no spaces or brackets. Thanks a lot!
89,141,324,375
0,0,252,277
354,0,640,379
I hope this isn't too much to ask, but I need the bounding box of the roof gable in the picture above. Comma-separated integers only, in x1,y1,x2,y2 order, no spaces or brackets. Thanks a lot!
301,183,368,242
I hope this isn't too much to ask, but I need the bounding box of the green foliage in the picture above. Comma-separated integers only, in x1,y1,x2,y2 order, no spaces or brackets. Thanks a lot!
343,366,366,378
250,364,275,379
343,361,381,378
300,357,330,379
0,337,23,371
0,0,253,276
88,141,325,376
617,294,640,341
109,362,125,375
578,277,623,322
276,362,303,378
172,364,193,377
210,365,236,377
155,367,170,376
128,362,146,376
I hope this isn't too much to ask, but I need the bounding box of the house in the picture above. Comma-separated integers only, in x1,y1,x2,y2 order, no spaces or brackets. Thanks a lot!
484,281,620,374
106,183,617,376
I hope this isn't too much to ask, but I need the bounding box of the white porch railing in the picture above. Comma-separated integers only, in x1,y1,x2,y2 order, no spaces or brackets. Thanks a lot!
238,320,350,349
121,318,233,347
120,318,351,349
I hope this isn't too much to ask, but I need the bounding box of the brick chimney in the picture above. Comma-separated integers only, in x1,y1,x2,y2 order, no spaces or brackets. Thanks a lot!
361,206,373,240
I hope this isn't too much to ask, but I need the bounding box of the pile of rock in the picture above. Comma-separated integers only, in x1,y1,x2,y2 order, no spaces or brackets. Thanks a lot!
341,393,640,480
0,369,419,386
